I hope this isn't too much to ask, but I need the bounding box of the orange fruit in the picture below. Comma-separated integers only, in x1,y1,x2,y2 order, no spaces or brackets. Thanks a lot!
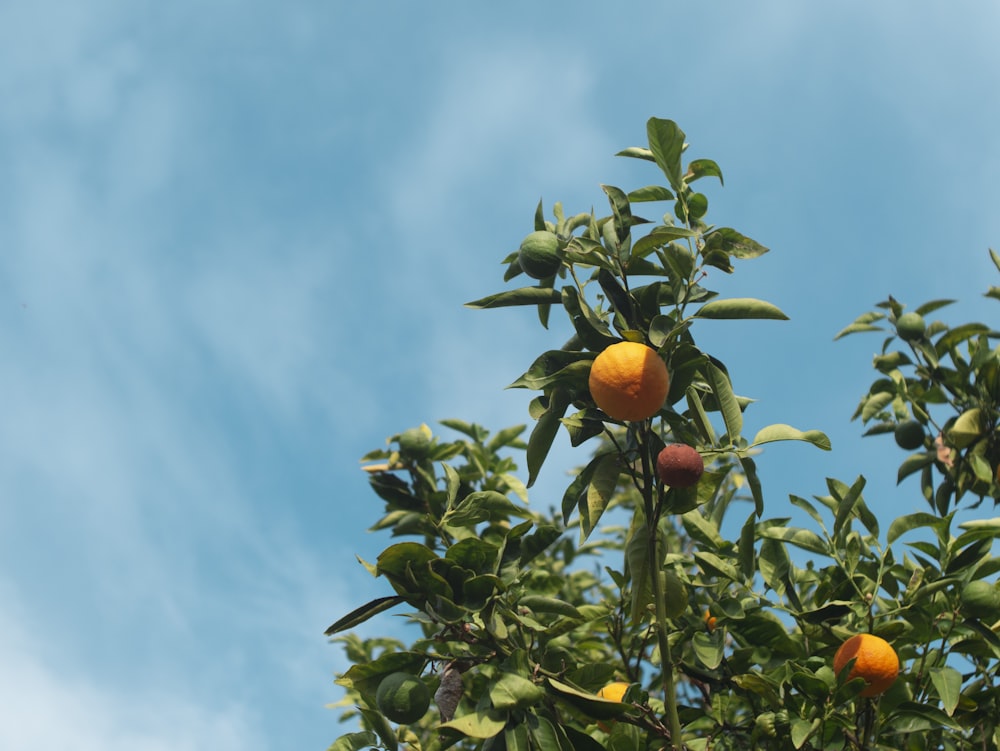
596,681,630,731
703,609,717,632
597,681,629,703
833,634,899,698
588,342,669,421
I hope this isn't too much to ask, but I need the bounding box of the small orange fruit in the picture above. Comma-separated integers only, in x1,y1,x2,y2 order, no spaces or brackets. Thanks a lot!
588,342,669,422
833,634,899,698
656,444,704,488
703,609,717,632
597,681,629,703
596,682,630,731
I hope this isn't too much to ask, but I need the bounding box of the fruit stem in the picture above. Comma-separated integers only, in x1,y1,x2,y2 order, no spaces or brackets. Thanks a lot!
640,426,685,751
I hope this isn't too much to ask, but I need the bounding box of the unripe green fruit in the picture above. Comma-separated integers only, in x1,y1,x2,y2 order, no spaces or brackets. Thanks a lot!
894,420,925,451
398,425,432,459
656,444,704,488
376,672,431,724
517,230,561,279
896,312,926,341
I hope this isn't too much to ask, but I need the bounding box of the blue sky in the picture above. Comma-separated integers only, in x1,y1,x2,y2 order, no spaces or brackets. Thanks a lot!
1,2,998,749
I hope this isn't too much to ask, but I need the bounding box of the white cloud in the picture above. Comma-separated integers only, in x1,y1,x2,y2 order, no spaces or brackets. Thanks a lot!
0,580,265,751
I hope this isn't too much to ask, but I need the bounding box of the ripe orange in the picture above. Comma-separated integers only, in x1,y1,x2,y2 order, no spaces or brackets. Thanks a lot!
597,681,629,703
703,609,717,632
588,342,669,422
833,634,899,698
596,681,630,731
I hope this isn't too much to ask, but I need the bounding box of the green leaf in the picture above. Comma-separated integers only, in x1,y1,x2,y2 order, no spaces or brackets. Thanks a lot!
505,724,531,751
580,452,620,543
627,185,675,202
740,455,765,516
631,226,697,257
526,388,572,487
790,718,818,749
704,360,743,440
328,731,379,751
686,158,724,186
831,476,868,541
646,118,686,192
887,512,948,545
928,666,963,716
520,595,582,619
626,514,653,624
518,524,562,567
615,146,655,162
357,707,397,751
702,227,769,260
465,287,563,309
439,710,507,739
489,673,545,710
834,322,885,340
681,509,725,550
693,551,740,581
691,630,724,670
758,526,829,556
738,512,756,580
324,595,407,636
696,298,788,320
897,451,935,484
749,424,831,450
508,349,593,391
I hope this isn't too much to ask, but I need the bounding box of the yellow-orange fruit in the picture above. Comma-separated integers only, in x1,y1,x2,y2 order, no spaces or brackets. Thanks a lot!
588,342,669,421
596,682,630,731
833,634,899,698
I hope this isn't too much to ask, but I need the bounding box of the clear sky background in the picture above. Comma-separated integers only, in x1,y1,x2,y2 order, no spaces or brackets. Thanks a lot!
1,2,998,749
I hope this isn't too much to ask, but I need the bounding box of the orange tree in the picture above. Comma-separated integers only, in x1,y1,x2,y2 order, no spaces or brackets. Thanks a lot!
325,119,1000,751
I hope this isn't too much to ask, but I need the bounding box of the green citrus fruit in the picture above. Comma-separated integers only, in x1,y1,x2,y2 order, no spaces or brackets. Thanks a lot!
896,312,926,341
894,420,925,451
656,444,704,487
398,425,432,459
517,230,561,279
376,672,431,724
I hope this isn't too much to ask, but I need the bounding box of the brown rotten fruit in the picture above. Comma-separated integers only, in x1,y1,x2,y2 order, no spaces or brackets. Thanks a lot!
656,444,704,488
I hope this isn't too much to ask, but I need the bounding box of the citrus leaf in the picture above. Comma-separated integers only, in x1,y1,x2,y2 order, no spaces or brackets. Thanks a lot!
627,185,675,202
696,298,788,320
580,452,620,543
489,673,545,710
749,424,831,450
702,227,769,259
887,512,948,545
439,710,507,739
928,666,963,716
758,527,829,556
686,158,724,186
526,388,571,487
615,146,655,162
646,117,685,192
465,287,563,309
324,595,407,636
704,360,742,440
328,731,380,751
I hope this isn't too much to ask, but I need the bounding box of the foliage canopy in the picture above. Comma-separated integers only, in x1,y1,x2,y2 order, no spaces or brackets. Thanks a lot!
326,119,1000,751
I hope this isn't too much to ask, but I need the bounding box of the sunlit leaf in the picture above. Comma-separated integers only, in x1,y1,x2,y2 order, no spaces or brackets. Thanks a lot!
696,298,788,321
